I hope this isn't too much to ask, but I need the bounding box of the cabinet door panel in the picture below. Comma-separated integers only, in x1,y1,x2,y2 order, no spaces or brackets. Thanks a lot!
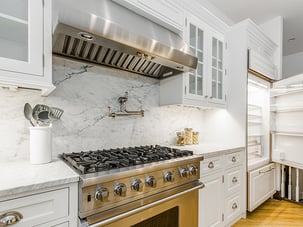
199,174,223,227
0,0,43,76
248,163,276,211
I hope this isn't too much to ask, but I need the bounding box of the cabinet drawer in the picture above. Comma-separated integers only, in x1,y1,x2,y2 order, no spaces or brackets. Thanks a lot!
200,156,222,177
225,194,241,225
0,188,69,226
248,163,276,212
225,167,241,196
226,151,243,169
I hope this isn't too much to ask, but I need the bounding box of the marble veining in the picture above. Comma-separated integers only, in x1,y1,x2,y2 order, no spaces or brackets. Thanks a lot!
0,57,205,162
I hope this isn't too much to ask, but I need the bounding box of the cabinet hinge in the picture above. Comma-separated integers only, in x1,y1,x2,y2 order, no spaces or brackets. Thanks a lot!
225,69,227,75
222,213,224,222
43,54,45,68
42,0,45,7
225,42,227,49
185,18,187,27
225,95,227,102
222,175,224,183
184,86,187,95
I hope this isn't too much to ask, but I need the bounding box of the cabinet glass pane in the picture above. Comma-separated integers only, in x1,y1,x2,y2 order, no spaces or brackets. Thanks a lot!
190,24,196,48
212,68,217,81
197,51,203,62
219,41,223,60
218,60,222,70
0,0,28,20
212,38,217,58
197,76,203,95
212,58,217,67
212,81,216,98
189,74,196,94
0,0,28,62
198,29,204,50
197,63,203,76
218,83,222,99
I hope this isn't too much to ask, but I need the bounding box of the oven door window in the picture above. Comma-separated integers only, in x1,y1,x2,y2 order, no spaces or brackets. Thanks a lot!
131,207,178,227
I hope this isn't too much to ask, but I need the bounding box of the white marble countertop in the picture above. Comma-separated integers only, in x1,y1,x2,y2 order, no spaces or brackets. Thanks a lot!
171,143,245,156
0,159,79,199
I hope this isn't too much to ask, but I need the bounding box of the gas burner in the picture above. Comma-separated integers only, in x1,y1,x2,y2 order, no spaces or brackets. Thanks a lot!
60,145,193,174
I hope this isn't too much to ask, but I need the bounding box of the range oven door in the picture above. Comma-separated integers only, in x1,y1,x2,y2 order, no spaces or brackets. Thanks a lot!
80,182,203,227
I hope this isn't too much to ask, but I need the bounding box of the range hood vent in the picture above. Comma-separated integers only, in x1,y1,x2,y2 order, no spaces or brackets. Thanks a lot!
52,0,197,79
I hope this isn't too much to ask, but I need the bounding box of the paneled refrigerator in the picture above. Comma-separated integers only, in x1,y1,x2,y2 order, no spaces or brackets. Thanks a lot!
247,71,303,211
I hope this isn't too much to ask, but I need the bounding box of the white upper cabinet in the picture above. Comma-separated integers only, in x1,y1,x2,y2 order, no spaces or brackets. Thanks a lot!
232,19,280,81
160,15,226,108
0,0,54,96
112,0,184,33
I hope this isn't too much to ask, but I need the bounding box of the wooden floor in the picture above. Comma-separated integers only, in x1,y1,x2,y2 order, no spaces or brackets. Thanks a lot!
233,199,303,227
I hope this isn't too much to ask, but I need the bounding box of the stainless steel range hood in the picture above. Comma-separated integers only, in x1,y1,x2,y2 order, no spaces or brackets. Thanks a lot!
52,0,197,79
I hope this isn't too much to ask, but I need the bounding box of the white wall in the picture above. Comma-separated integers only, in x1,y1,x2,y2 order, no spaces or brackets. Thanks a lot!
283,51,303,78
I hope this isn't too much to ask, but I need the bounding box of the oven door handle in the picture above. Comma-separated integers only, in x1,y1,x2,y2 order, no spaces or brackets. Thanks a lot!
84,182,204,227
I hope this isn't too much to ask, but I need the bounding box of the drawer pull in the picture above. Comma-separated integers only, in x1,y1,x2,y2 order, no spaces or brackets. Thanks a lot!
208,161,214,169
232,177,238,183
232,203,238,210
0,211,23,226
259,167,275,174
231,156,237,162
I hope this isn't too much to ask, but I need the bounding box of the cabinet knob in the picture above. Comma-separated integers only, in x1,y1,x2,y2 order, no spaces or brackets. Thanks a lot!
232,177,238,183
232,202,238,210
208,161,214,169
0,211,23,226
232,156,237,162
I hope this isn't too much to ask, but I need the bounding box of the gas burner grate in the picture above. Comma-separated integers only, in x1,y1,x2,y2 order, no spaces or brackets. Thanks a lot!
60,145,193,174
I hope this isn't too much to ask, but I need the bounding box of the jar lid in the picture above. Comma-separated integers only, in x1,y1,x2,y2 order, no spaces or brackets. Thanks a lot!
184,128,192,130
193,131,199,134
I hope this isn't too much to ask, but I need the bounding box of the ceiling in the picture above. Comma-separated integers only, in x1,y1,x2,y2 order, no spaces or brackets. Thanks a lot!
207,0,303,56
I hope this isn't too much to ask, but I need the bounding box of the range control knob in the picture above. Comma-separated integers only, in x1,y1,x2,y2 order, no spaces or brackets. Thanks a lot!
95,187,109,202
179,167,189,178
145,176,157,188
114,183,127,197
163,171,174,182
188,166,199,176
131,179,143,192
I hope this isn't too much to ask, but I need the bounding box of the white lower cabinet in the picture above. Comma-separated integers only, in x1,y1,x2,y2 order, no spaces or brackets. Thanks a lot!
199,148,245,227
0,183,78,227
199,172,223,227
248,163,276,212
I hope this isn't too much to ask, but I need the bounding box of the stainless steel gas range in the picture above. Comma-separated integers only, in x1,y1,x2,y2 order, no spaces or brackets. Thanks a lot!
60,145,204,227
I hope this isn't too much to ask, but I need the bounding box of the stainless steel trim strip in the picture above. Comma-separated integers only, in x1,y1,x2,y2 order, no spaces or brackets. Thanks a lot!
85,182,204,227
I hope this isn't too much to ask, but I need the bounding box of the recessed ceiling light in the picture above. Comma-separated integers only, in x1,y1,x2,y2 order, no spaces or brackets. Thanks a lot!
288,37,296,42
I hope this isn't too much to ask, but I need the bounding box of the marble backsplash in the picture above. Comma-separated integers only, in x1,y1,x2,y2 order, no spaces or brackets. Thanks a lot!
0,57,205,161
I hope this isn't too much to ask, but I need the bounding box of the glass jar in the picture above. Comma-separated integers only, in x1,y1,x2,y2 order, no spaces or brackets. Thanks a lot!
192,131,199,144
184,128,193,145
176,132,184,146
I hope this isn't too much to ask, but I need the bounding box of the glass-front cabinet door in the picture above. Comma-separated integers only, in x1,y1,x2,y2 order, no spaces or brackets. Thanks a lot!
0,0,43,76
185,17,207,101
210,35,224,103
